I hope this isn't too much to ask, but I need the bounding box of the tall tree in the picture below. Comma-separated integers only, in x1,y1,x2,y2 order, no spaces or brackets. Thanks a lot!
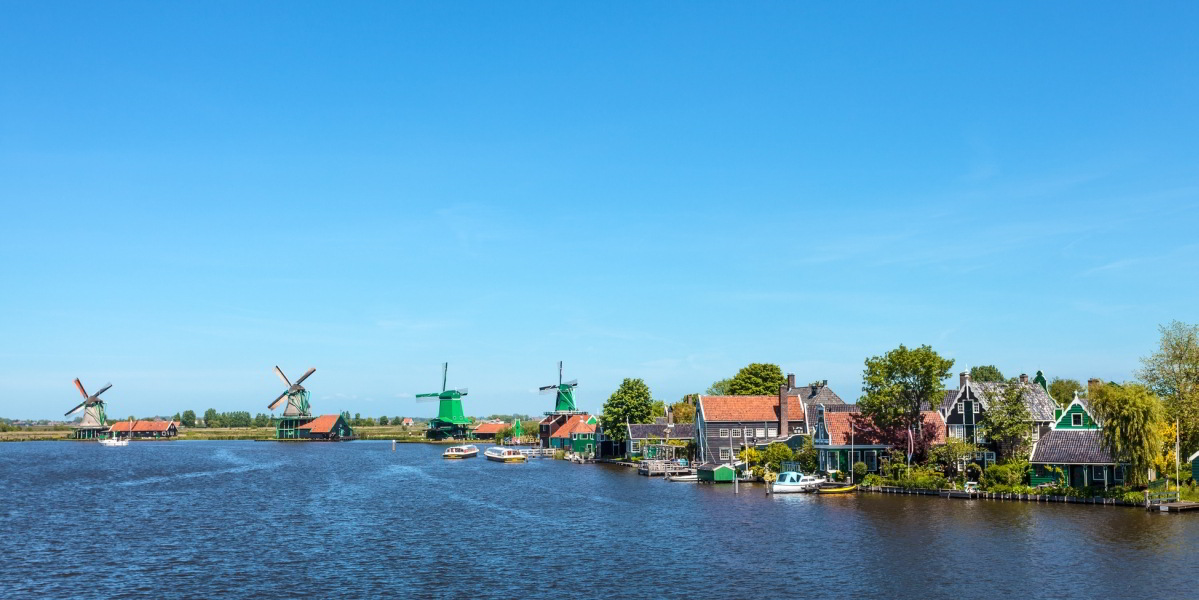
599,378,654,444
705,378,732,395
969,365,1005,383
379,415,390,426
1048,378,1085,407
669,395,696,424
980,378,1032,460
859,344,954,459
181,410,196,428
1137,320,1199,452
650,400,667,418
1089,382,1164,486
726,363,786,395
203,408,219,428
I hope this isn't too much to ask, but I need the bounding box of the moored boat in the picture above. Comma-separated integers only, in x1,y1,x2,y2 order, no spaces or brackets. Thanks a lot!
816,483,858,494
771,471,825,493
98,436,128,447
442,444,479,459
666,473,699,482
484,446,528,463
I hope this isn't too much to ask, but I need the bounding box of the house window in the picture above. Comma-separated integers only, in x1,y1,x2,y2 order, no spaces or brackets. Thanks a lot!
1072,413,1083,427
731,429,741,438
956,401,964,414
756,428,766,438
1092,466,1106,481
1031,425,1040,442
631,441,640,452
950,425,965,439
719,448,730,461
719,428,729,438
1114,466,1125,482
866,451,878,472
767,428,777,438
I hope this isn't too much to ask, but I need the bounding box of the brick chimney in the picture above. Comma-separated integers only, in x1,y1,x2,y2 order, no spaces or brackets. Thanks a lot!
778,382,789,438
1019,373,1029,384
787,373,796,389
960,371,970,389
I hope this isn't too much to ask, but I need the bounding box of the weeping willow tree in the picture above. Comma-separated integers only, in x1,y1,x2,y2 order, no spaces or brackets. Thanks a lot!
1088,382,1164,486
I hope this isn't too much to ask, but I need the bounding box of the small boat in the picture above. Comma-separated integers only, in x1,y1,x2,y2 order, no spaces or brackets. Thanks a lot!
98,434,128,447
484,446,528,463
816,483,858,494
666,474,699,482
771,471,825,494
442,444,479,459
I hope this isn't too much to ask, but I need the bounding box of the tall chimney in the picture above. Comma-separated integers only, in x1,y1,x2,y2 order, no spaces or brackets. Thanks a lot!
1019,373,1029,384
960,371,970,389
778,383,788,439
787,373,796,390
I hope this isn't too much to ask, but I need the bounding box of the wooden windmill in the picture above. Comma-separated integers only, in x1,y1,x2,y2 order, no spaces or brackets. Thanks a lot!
417,363,472,439
539,361,581,414
65,378,111,439
268,366,315,438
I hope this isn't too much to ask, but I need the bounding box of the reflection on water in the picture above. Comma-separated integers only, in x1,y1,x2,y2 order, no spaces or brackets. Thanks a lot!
0,441,1193,599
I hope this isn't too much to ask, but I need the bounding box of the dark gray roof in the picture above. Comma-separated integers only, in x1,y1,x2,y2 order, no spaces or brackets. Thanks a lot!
627,423,695,440
940,382,1057,422
791,384,844,405
822,403,861,413
1030,430,1116,465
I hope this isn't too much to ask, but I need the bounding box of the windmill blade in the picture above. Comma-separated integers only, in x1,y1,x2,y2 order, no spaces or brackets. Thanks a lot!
415,393,441,403
563,379,578,387
268,391,288,410
294,367,316,386
558,361,564,385
441,363,448,392
273,366,292,388
539,385,557,394
455,388,468,395
74,378,89,399
65,401,87,416
92,383,112,397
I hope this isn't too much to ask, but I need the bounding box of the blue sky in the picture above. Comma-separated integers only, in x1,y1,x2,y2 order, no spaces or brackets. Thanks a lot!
2,3,1197,420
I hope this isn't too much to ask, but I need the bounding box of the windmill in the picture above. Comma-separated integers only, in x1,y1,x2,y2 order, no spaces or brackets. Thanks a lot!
65,378,111,439
268,366,315,439
539,361,580,414
417,363,472,439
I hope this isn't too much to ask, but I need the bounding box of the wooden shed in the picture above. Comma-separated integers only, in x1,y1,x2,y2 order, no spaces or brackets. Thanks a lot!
697,463,736,483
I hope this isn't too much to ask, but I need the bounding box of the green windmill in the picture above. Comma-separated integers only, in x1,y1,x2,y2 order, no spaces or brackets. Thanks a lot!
417,363,472,440
539,361,582,414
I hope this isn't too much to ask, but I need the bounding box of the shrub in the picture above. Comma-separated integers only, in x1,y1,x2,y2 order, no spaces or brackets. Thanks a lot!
984,464,1024,488
553,450,566,460
852,461,868,480
861,473,883,488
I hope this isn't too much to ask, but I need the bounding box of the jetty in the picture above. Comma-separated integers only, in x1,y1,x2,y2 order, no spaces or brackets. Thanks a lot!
1145,491,1199,513
637,460,693,477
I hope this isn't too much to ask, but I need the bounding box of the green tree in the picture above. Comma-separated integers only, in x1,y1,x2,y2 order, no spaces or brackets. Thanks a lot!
1048,377,1086,407
253,413,270,428
980,378,1032,460
1137,320,1199,453
650,400,667,419
379,415,390,426
172,412,182,424
669,396,696,424
761,442,795,473
727,363,786,395
929,438,979,481
859,344,954,451
794,436,819,473
203,408,219,428
1089,382,1164,486
706,378,732,395
599,378,654,444
181,410,196,428
969,365,1005,383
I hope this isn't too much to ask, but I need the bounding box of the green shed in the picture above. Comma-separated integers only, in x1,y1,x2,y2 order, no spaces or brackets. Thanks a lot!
698,463,736,483
1190,450,1198,483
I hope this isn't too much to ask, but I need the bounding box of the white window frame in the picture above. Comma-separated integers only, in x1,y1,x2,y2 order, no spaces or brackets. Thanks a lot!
767,428,777,438
756,428,766,438
730,428,741,438
1031,424,1041,441
719,428,729,438
956,401,964,414
1072,413,1083,427
1092,466,1106,482
631,441,640,452
719,448,730,461
950,424,965,439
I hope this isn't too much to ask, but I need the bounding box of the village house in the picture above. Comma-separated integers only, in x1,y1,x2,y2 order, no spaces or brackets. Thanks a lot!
548,414,598,456
809,404,946,475
1029,394,1126,488
401,417,415,427
626,419,696,458
938,371,1058,465
294,413,354,440
471,421,508,440
107,419,180,439
695,374,844,465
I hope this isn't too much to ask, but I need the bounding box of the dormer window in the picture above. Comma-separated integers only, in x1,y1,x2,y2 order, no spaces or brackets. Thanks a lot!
1072,413,1083,427
956,402,964,414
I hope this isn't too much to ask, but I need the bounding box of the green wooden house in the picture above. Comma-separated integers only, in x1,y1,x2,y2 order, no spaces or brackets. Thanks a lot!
1029,394,1125,488
549,414,598,455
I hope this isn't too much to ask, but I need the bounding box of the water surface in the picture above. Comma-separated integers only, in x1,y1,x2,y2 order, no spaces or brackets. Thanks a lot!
1,441,1193,598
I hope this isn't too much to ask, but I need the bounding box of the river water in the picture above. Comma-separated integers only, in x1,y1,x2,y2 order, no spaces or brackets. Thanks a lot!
1,441,1193,598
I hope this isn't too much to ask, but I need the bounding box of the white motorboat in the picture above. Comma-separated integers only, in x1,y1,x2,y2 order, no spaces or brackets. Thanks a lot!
98,435,128,447
666,474,699,482
771,471,825,494
484,446,528,463
442,444,479,459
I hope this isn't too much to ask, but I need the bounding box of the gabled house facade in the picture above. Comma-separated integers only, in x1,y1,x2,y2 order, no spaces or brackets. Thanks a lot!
549,414,598,456
627,420,696,458
810,404,946,475
695,374,844,465
1029,394,1125,488
108,419,180,439
939,371,1057,448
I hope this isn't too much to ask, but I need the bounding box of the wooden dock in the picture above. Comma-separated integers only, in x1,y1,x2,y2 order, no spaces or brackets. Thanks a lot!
637,460,693,477
1145,491,1199,512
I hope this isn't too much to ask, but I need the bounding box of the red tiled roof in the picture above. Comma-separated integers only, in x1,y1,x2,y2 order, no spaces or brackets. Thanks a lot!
700,395,806,422
108,420,177,432
824,410,945,445
296,414,342,434
473,422,508,434
550,415,594,438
